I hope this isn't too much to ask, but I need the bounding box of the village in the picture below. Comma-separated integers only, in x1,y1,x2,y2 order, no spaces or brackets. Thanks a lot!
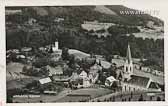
6,40,164,103
5,6,165,103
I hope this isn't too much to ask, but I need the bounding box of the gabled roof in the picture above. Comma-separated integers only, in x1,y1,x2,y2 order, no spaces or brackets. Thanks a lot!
127,75,150,88
79,70,88,78
149,82,160,89
47,65,63,75
70,72,80,81
39,77,52,84
106,76,117,82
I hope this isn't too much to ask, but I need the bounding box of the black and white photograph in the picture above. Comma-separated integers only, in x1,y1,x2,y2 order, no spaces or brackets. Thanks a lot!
5,5,165,103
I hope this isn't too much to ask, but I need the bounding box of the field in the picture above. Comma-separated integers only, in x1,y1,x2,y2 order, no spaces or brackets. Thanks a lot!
90,91,165,102
56,88,113,102
7,62,27,81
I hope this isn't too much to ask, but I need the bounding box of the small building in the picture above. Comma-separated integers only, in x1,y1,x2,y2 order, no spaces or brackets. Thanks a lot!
46,65,63,76
16,55,26,59
100,60,111,69
39,47,47,51
70,71,92,89
50,52,62,62
88,63,102,83
90,63,102,72
105,76,117,87
21,47,32,56
54,17,64,22
28,18,37,25
146,21,154,29
21,47,32,52
39,77,52,85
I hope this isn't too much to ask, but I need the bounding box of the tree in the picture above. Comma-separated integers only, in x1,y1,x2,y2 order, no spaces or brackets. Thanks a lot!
62,47,69,60
138,94,144,101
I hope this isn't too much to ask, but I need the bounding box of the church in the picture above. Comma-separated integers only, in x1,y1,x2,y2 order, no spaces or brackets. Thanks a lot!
121,44,161,92
123,44,134,81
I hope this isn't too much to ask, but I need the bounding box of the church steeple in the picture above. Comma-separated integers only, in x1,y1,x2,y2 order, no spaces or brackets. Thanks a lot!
123,43,133,81
126,44,132,64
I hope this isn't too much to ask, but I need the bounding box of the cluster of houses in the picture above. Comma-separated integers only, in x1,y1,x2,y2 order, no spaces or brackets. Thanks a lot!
7,40,163,96
37,42,163,94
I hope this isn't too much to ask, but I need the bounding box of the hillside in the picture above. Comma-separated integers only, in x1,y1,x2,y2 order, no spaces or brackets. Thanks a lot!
6,5,164,72
6,5,163,26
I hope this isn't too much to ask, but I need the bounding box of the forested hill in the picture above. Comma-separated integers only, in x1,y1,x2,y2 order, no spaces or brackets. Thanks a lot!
6,5,163,26
6,6,164,71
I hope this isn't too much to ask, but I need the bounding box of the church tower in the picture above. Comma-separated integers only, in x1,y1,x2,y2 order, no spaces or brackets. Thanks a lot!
123,44,133,81
52,40,59,52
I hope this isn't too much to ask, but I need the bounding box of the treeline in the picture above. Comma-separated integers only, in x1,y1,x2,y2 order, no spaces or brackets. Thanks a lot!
6,6,163,27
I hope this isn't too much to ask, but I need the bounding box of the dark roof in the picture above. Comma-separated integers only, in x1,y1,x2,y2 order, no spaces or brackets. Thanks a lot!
149,82,160,89
127,75,150,88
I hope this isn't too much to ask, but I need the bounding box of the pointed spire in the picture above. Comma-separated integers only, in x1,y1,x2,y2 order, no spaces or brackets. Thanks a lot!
126,44,132,63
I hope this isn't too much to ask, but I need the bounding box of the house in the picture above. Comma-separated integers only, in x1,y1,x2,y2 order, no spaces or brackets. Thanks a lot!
146,21,154,29
39,47,47,51
141,67,151,73
54,17,64,22
88,63,102,83
28,18,37,25
79,70,88,79
50,52,62,62
105,76,118,87
39,77,52,85
111,58,125,67
52,75,70,82
43,90,58,95
21,47,32,56
21,47,32,52
16,55,26,59
11,49,20,54
100,60,111,69
46,65,63,76
70,71,92,89
90,63,102,72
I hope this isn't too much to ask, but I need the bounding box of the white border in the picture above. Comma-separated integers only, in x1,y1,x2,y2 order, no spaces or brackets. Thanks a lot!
1,0,168,106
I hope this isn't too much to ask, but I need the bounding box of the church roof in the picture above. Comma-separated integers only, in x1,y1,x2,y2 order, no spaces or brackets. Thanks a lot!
127,75,150,88
126,44,132,63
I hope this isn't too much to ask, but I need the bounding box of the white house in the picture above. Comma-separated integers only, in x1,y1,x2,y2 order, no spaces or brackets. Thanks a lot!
39,77,52,85
70,71,92,88
105,76,118,87
46,65,63,76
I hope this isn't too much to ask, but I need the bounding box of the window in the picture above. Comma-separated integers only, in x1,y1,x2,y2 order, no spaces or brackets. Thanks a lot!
126,67,128,72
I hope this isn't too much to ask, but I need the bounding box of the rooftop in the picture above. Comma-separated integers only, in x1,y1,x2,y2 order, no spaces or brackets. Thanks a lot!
127,75,150,88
